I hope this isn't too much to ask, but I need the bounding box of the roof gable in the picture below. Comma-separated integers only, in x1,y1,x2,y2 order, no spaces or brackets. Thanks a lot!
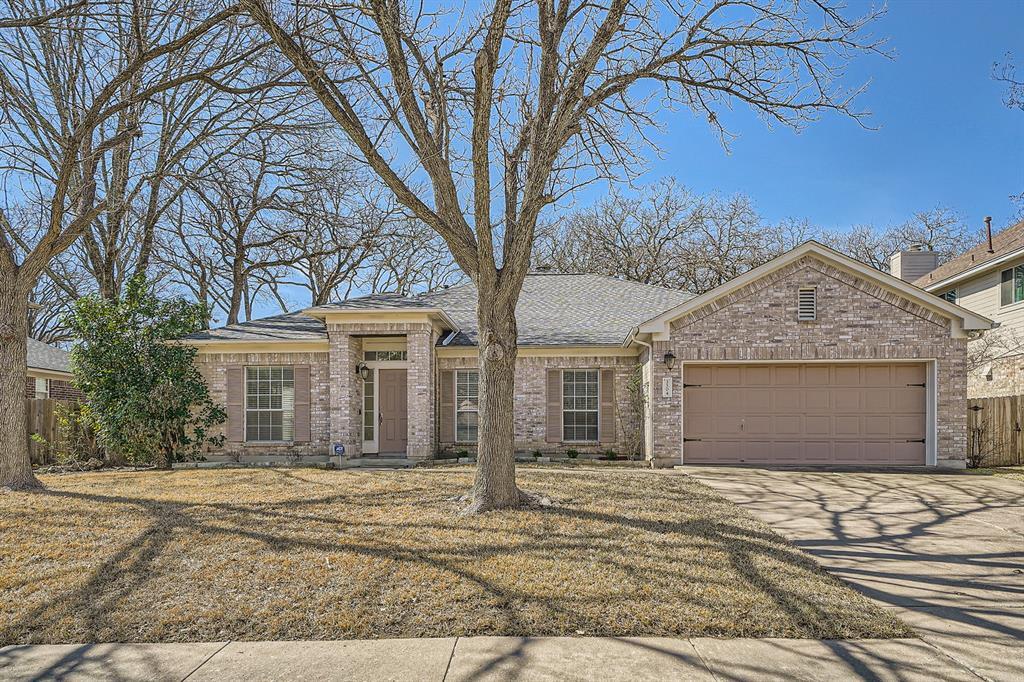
633,241,993,342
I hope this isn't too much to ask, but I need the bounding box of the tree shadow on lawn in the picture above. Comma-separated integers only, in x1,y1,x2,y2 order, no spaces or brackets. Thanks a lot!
1,471,906,648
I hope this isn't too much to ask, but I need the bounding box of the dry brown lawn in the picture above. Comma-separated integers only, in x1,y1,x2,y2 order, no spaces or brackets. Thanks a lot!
0,467,910,644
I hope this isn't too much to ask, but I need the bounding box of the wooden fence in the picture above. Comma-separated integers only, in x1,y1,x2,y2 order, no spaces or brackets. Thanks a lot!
26,398,60,464
967,396,1024,467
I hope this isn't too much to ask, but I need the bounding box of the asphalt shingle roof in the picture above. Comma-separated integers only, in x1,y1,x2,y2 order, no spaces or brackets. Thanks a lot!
27,337,71,373
185,274,693,347
914,220,1024,289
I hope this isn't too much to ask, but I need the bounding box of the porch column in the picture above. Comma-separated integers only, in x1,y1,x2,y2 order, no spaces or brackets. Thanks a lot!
406,328,435,460
649,340,681,467
328,328,363,459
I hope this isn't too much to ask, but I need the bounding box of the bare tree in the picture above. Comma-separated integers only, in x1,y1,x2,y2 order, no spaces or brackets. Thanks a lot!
821,206,978,272
536,179,812,294
243,0,884,511
995,53,1023,220
0,0,243,489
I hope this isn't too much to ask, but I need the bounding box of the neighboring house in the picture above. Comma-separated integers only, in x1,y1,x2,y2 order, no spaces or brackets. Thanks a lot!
904,219,1024,398
25,338,81,401
182,241,992,469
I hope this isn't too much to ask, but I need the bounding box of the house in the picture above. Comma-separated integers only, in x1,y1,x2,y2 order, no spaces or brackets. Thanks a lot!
182,241,992,468
903,219,1024,397
25,338,80,401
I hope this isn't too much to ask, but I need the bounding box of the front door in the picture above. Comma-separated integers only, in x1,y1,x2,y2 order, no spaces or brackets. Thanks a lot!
378,369,408,455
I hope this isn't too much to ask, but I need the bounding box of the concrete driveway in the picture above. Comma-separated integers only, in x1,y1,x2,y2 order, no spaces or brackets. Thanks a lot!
684,467,1024,682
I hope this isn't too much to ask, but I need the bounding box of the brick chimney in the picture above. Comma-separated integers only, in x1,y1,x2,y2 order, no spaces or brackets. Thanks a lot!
890,244,939,282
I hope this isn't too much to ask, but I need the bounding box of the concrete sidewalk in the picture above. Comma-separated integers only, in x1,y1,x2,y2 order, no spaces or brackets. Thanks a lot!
0,635,981,681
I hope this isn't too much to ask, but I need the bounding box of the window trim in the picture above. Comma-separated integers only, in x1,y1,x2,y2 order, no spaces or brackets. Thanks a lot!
34,377,49,399
561,368,599,443
999,265,1024,309
455,369,479,443
244,365,295,443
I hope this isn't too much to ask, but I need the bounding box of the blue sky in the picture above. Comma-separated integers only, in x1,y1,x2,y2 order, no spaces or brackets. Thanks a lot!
615,0,1023,233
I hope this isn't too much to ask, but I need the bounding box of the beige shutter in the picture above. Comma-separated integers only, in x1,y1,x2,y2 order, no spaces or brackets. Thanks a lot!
293,365,311,442
226,366,244,442
440,370,455,443
546,369,562,443
599,368,615,443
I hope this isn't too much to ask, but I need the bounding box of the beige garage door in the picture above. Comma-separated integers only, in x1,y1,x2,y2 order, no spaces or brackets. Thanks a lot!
683,363,927,466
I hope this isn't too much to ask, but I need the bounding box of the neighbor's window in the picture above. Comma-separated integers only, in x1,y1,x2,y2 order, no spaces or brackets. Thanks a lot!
562,369,598,442
456,370,479,442
34,377,49,399
245,366,294,442
1000,266,1024,306
364,350,407,361
940,289,958,304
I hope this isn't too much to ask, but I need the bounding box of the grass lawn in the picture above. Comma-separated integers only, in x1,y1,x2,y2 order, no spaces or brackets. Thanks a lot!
966,465,1024,482
0,467,909,644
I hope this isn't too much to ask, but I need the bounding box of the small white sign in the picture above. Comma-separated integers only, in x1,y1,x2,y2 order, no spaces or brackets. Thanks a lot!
662,376,673,398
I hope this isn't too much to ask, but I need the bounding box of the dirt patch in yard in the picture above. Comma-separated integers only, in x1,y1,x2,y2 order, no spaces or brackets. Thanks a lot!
0,467,910,643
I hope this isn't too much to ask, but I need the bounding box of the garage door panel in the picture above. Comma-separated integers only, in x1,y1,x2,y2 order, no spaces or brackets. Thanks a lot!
833,389,861,411
805,366,831,385
686,366,713,386
893,388,925,412
682,363,927,467
744,389,772,411
894,441,926,465
715,366,742,385
895,364,926,385
834,365,861,385
805,415,831,436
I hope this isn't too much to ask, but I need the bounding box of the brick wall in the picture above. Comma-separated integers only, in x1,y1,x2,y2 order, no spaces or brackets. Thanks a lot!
25,375,82,401
652,256,967,467
195,351,331,458
436,353,643,457
968,353,1024,398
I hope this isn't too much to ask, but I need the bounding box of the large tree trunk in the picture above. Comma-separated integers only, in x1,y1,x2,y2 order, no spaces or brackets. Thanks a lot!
466,289,522,513
0,267,41,490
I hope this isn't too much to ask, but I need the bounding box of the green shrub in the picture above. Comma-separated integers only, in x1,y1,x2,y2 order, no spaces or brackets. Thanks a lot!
566,449,579,459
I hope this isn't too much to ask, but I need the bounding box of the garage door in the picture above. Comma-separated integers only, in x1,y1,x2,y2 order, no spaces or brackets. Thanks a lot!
683,363,927,466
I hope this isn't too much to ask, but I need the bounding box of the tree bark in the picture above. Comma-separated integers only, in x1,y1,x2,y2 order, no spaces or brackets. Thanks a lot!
0,265,41,490
466,287,523,512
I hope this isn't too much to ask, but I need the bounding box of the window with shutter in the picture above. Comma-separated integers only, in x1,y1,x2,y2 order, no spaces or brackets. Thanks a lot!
797,287,817,321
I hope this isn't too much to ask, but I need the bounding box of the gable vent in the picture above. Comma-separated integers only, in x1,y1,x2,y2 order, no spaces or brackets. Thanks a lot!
797,287,817,321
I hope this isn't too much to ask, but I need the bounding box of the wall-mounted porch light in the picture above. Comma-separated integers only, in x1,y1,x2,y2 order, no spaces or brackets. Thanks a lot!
663,351,676,371
355,362,371,381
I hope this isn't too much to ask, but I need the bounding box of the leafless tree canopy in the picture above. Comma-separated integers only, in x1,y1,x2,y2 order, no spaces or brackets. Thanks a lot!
995,53,1023,220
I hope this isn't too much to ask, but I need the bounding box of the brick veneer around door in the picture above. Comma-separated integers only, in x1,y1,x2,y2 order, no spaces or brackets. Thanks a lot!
649,255,967,467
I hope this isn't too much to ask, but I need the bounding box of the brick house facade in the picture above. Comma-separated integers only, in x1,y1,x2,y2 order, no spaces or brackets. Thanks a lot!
183,242,990,468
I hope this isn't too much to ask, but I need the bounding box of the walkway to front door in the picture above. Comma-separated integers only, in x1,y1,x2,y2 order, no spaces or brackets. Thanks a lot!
378,369,408,455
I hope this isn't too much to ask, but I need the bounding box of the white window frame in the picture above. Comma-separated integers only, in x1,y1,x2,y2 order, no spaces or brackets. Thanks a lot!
455,370,479,443
245,366,295,443
999,266,1024,308
34,377,49,399
562,369,599,443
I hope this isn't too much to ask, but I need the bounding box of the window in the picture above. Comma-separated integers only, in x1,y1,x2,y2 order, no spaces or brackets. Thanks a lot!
364,350,407,361
456,370,479,442
797,287,816,321
940,289,957,304
34,377,49,399
562,369,598,442
245,366,294,442
1000,266,1024,306
363,369,375,443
